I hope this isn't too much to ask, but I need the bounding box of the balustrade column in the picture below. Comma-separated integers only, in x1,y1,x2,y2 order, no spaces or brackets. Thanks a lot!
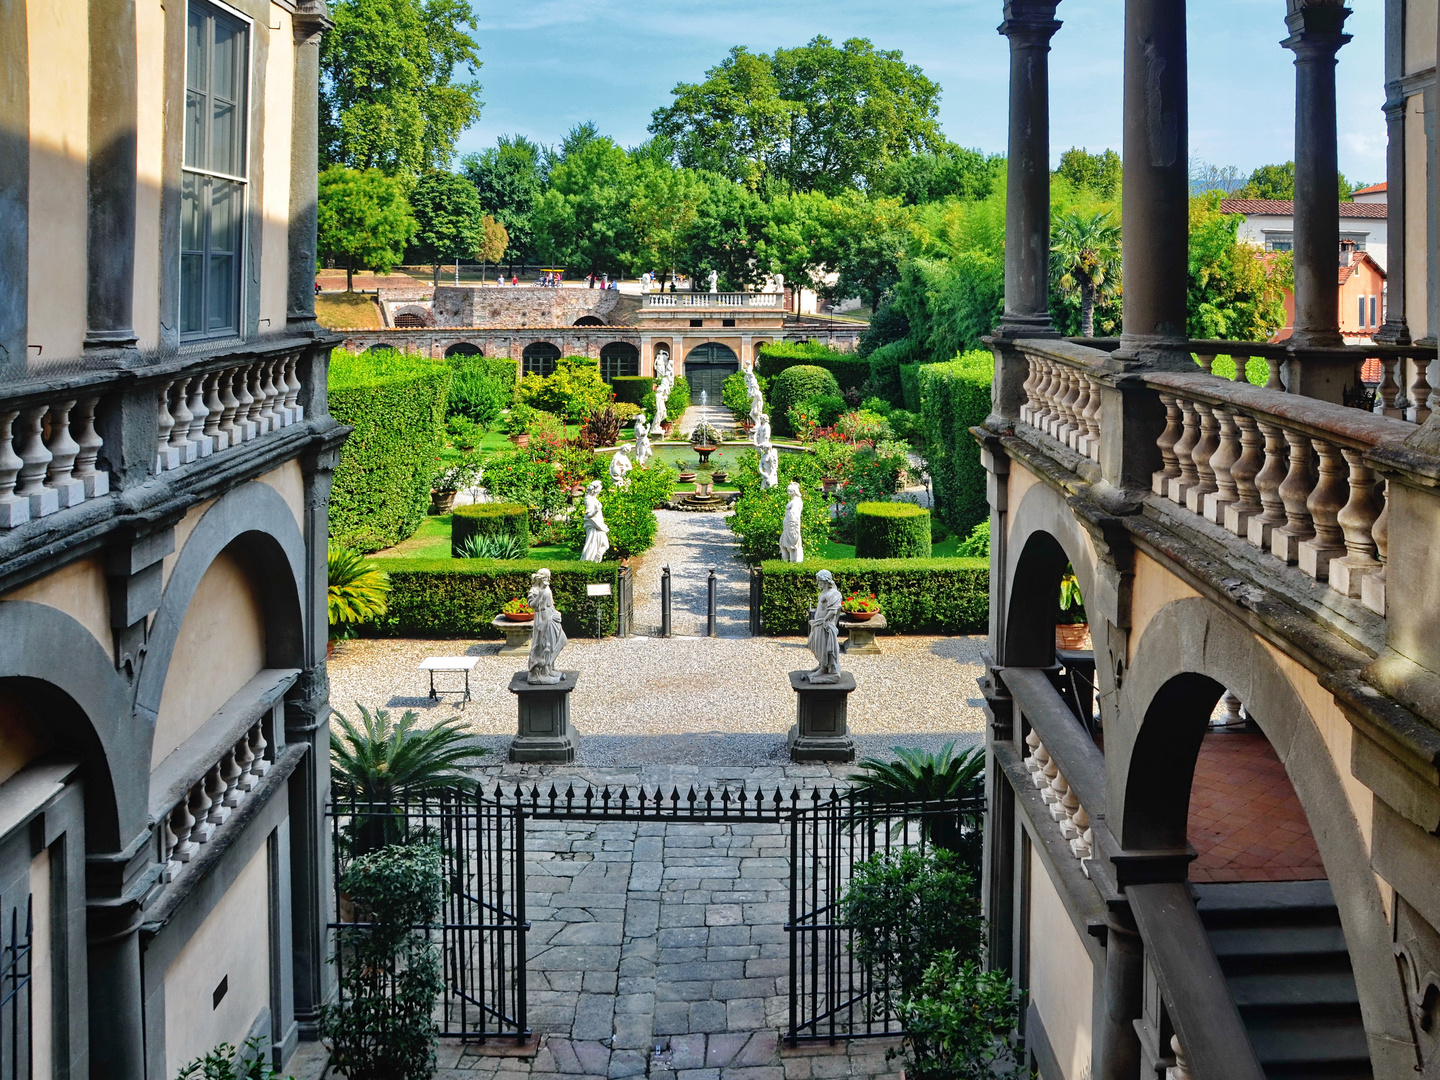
1272,430,1318,563
0,411,29,527
1298,439,1349,579
1224,413,1265,535
14,406,58,517
72,396,108,497
1411,356,1433,423
1379,357,1402,416
1203,405,1240,523
1247,420,1291,548
1153,395,1182,494
43,399,85,508
1081,376,1103,461
1361,480,1388,615
1329,449,1383,596
1168,399,1200,505
1184,402,1220,514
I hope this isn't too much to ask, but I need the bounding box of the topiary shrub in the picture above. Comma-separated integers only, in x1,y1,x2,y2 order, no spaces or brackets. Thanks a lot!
329,349,451,552
855,501,932,559
918,351,994,536
451,502,529,555
770,365,842,436
756,342,870,391
611,375,655,406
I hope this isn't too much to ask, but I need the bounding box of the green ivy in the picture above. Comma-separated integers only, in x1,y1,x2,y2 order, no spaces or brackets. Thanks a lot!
918,351,993,535
759,557,987,634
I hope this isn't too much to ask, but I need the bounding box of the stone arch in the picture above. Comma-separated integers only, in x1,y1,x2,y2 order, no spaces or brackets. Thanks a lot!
522,340,561,377
444,342,482,358
599,341,640,381
136,482,306,735
364,343,398,354
1118,595,1413,1063
0,603,135,848
574,316,605,327
1002,479,1100,669
392,305,431,328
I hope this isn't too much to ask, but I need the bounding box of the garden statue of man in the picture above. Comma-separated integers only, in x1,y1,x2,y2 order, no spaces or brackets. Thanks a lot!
804,570,842,683
581,480,610,562
527,568,568,684
609,447,633,488
779,480,803,560
759,443,780,491
633,413,652,464
752,412,771,448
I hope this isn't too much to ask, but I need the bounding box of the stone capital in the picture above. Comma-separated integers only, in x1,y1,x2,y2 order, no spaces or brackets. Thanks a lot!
1281,4,1352,58
998,0,1062,43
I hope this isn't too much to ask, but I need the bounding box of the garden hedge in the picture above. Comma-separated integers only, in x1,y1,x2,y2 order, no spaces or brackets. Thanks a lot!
611,376,655,406
362,558,620,638
329,349,451,552
855,501,932,559
758,558,988,635
756,342,870,393
770,366,842,436
451,502,530,554
450,356,519,385
866,337,928,404
919,351,994,536
898,364,924,412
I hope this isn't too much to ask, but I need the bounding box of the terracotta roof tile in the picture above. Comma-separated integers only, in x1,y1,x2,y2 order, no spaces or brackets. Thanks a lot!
1351,182,1387,196
1219,198,1387,219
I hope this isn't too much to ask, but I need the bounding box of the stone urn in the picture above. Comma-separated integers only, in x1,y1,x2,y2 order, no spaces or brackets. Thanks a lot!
846,610,878,622
678,470,697,482
429,490,458,514
712,470,729,483
694,481,713,497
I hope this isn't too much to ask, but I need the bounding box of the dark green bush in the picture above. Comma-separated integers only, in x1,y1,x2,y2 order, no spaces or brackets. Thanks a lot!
451,502,529,555
611,375,655,406
900,952,1028,1080
919,351,994,536
770,365,842,436
564,488,658,558
329,349,451,552
956,520,990,558
447,361,513,429
756,342,871,391
722,371,751,420
855,501,932,559
866,337,927,404
759,558,987,634
363,559,620,637
899,363,924,411
858,305,911,356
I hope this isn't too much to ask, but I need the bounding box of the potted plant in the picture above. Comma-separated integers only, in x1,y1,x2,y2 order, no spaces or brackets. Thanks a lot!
502,597,535,623
1056,565,1090,650
429,454,481,514
690,420,722,465
505,403,536,447
327,544,390,656
677,459,697,482
842,592,881,621
710,452,728,484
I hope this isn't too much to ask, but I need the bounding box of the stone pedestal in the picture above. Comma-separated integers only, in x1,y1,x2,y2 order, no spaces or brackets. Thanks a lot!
492,614,534,656
840,613,886,655
508,671,580,763
787,671,856,763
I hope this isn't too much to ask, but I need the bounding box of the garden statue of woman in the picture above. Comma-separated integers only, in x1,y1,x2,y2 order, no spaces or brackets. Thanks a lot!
609,447,632,488
752,412,771,448
804,570,842,683
527,568,568,684
581,480,610,563
708,269,719,293
633,413,652,464
759,443,779,490
779,481,803,561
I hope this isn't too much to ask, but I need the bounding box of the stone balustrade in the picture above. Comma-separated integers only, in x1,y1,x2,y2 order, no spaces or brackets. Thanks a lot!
1147,371,1412,616
155,354,304,473
1018,348,1105,464
0,393,109,528
159,721,272,882
643,292,780,309
1024,728,1093,874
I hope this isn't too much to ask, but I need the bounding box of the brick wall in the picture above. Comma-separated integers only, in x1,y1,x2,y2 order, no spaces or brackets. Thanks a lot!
429,287,641,328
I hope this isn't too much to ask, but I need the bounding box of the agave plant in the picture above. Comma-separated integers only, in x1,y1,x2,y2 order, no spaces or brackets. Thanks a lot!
457,533,527,560
848,743,984,857
328,544,391,629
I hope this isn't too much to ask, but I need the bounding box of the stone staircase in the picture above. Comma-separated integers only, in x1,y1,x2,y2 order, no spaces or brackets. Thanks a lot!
1196,880,1373,1080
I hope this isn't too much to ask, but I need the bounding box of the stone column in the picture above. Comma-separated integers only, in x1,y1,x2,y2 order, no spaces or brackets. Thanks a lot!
287,4,331,330
1116,0,1189,363
0,0,26,378
85,837,153,1080
1096,911,1143,1080
1375,93,1408,343
996,1,1062,339
1283,3,1351,349
85,0,139,354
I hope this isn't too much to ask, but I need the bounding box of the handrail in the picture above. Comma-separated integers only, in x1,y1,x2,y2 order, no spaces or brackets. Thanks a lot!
1002,667,1106,816
1129,882,1267,1080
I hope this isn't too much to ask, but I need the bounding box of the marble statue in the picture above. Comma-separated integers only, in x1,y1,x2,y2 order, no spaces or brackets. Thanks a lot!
804,570,842,683
708,269,719,293
652,381,668,432
759,443,780,491
608,447,632,489
652,352,672,430
752,412,771,448
779,480,803,559
526,568,568,684
580,480,610,563
633,413,652,464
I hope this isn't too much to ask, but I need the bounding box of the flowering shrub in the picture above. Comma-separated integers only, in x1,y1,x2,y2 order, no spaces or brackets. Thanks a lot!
502,597,533,616
841,592,880,614
431,452,482,493
836,409,892,445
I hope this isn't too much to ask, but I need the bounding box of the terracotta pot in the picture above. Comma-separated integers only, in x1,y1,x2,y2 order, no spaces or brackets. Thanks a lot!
503,612,535,623
822,477,840,494
845,610,878,622
327,638,338,659
1055,622,1091,650
429,490,458,514
678,471,696,482
509,433,530,448
693,444,717,454
712,471,728,483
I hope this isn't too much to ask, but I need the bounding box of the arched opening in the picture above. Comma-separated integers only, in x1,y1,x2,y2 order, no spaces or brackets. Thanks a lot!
599,341,640,382
445,342,482,358
522,341,561,377
364,343,398,354
394,312,426,328
1004,529,1071,669
574,316,605,327
683,342,739,403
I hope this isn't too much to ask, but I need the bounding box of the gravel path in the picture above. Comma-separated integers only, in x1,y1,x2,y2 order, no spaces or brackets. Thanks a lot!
631,511,750,637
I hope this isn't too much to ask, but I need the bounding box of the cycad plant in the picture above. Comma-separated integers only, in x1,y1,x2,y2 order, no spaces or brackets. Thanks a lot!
1051,208,1121,337
848,743,985,859
328,544,390,635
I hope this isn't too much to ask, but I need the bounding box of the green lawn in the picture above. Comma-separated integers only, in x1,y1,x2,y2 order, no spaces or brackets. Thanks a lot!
819,533,963,560
369,515,578,562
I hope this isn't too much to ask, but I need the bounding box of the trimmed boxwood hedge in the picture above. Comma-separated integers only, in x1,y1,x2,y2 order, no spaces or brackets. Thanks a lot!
756,342,870,393
770,366,842,436
362,558,620,638
451,356,519,384
611,376,655,405
898,363,924,412
855,501,932,559
329,349,451,552
451,502,530,554
758,558,988,635
919,350,994,536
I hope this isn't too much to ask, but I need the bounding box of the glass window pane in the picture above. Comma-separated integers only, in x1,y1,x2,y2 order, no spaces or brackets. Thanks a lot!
210,101,235,174
186,8,205,90
212,20,237,101
208,180,239,254
181,254,205,335
207,254,235,332
180,172,202,252
185,90,204,169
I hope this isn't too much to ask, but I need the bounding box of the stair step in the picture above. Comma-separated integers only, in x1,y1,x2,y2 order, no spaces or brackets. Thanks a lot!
1195,881,1341,928
1208,924,1350,961
1228,971,1361,1011
1246,1017,1371,1069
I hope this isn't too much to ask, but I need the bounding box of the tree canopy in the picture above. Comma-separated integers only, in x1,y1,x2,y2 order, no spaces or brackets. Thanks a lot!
1055,147,1123,199
460,135,546,267
409,170,486,283
1234,161,1360,201
317,166,418,289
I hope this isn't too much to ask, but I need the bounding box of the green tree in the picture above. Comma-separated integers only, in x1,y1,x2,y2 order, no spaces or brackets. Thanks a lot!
1234,160,1357,201
876,145,1005,205
320,0,483,177
628,162,708,285
409,170,485,284
460,135,546,267
478,215,508,281
317,166,417,290
531,132,637,273
679,175,774,291
1188,192,1291,341
1050,208,1122,337
1055,146,1122,198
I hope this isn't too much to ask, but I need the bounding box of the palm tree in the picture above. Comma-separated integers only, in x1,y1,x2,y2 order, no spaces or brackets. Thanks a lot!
1051,209,1121,337
847,743,985,857
328,543,390,632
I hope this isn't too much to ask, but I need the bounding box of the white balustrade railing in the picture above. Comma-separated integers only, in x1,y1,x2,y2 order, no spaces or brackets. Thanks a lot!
1024,729,1092,875
159,721,272,882
1019,351,1104,464
642,292,780,309
0,394,109,529
155,354,303,473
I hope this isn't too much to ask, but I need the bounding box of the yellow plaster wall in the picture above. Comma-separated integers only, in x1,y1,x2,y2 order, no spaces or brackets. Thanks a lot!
0,556,114,665
258,7,294,331
152,550,266,767
1405,94,1428,342
1028,845,1094,1080
1404,0,1436,76
163,845,271,1079
1127,551,1200,665
161,498,218,594
1005,463,1039,545
26,0,89,360
133,0,166,352
0,692,50,788
260,461,304,529
30,848,51,1080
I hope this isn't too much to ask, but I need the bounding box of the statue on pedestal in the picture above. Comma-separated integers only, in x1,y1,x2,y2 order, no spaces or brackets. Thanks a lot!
804,570,842,683
752,412,771,448
708,269,719,293
652,351,672,431
527,569,568,684
759,443,780,491
580,480,610,563
608,448,632,488
633,414,652,464
779,480,803,560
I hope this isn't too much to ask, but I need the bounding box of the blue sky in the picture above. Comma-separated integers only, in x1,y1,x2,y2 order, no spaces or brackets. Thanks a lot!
460,0,1386,185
